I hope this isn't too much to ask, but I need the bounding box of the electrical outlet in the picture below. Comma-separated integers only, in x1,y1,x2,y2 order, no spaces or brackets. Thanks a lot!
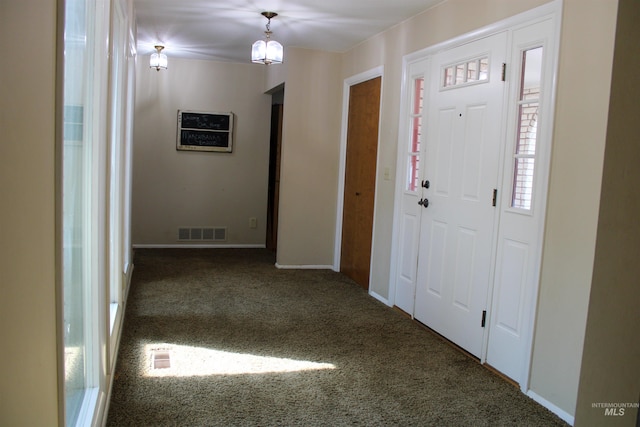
249,217,257,229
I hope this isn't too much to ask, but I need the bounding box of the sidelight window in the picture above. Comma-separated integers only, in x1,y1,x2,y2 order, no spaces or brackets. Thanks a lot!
511,47,543,210
406,77,424,192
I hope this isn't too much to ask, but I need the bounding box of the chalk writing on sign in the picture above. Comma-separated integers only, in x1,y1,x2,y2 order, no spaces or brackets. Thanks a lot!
180,130,229,147
177,110,234,152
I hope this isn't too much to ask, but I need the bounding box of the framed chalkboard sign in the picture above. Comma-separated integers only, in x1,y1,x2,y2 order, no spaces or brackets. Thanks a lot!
177,110,234,152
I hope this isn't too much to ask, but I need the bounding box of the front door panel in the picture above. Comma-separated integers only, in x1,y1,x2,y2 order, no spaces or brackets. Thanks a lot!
414,32,507,357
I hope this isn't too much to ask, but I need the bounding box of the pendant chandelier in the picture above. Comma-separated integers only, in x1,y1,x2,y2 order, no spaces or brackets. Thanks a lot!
150,45,168,71
251,12,283,65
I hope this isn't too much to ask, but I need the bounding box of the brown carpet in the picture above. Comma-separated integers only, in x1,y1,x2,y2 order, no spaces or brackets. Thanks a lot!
106,248,568,426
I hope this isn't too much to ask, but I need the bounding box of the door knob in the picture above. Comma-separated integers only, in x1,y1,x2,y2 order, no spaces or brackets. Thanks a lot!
418,198,429,208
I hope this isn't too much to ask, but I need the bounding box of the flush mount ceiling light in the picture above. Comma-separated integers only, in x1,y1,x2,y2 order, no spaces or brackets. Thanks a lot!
251,12,283,65
150,45,168,71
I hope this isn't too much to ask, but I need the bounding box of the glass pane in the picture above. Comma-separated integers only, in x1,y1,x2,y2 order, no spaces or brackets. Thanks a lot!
412,78,424,114
522,88,540,101
443,67,454,87
466,60,478,81
512,158,535,210
63,0,89,424
479,58,489,80
516,103,538,155
407,76,424,192
407,155,420,192
511,47,544,210
411,115,422,153
455,64,465,85
520,47,543,99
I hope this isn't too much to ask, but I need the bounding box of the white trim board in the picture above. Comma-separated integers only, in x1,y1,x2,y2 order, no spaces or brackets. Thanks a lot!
334,66,386,303
527,391,575,426
132,244,266,249
275,263,334,270
369,291,391,306
333,65,385,272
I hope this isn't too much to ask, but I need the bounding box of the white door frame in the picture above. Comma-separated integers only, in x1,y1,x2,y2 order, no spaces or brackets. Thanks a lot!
333,67,384,293
389,0,561,393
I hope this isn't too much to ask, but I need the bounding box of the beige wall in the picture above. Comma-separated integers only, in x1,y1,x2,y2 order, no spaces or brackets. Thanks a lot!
274,48,343,266
0,0,60,425
265,56,287,92
132,57,271,246
529,0,617,415
575,0,640,424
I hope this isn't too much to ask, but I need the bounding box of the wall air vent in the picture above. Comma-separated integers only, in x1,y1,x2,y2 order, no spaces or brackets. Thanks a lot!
177,227,227,242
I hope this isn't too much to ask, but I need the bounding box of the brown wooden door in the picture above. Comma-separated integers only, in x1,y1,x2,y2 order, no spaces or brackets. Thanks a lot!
340,77,381,290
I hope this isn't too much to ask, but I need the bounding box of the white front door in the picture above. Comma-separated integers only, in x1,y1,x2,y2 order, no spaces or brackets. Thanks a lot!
413,32,507,358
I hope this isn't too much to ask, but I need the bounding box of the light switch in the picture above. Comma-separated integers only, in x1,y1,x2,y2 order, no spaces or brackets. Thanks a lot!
383,167,391,181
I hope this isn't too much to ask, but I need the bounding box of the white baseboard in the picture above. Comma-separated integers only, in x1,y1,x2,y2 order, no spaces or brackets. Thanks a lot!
275,263,333,270
132,244,266,249
527,390,575,425
369,290,392,306
124,262,133,290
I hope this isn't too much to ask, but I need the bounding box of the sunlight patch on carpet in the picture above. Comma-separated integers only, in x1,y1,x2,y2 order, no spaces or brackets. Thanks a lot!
143,343,335,377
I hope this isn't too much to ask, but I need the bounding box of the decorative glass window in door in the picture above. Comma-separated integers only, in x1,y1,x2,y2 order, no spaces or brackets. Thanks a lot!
511,47,543,210
442,56,489,88
406,77,424,192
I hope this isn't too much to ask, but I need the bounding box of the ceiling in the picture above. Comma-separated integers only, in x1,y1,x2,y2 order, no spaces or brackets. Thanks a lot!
135,0,444,63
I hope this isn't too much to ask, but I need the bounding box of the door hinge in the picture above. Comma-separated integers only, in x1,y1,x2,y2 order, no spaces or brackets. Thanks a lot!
501,63,506,81
481,310,487,328
492,189,498,207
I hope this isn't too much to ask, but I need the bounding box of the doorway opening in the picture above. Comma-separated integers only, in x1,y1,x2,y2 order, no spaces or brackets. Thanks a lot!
266,85,284,252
